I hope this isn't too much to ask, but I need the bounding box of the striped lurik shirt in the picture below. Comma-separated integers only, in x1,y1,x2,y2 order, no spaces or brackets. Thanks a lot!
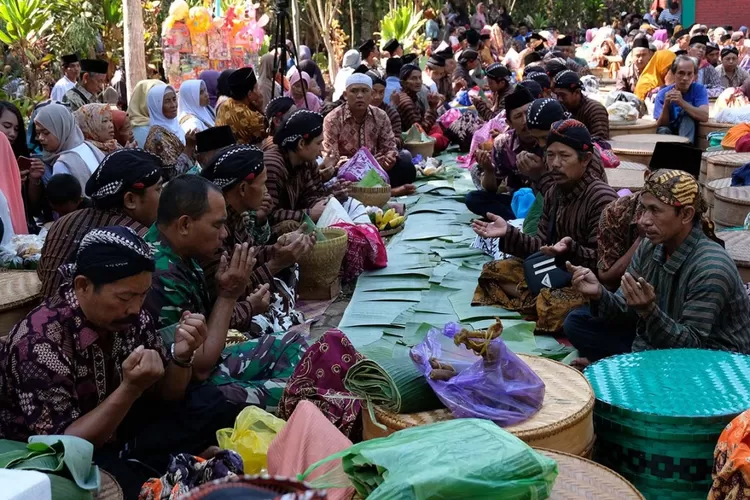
475,84,512,121
503,168,617,269
38,208,148,298
597,224,750,353
378,102,403,149
394,91,437,133
262,142,327,225
571,95,610,140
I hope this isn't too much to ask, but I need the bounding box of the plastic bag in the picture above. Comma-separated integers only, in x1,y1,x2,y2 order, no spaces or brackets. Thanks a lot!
511,187,536,219
410,323,545,426
337,147,390,184
300,418,558,499
216,406,286,474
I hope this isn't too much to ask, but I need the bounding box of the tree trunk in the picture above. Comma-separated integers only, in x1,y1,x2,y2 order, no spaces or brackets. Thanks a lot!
123,0,147,100
349,0,355,45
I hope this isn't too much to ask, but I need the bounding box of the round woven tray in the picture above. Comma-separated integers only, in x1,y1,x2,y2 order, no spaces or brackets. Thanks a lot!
701,150,737,184
95,470,123,500
607,162,648,191
609,119,657,138
717,231,750,282
696,121,732,150
362,355,595,456
707,153,750,182
298,227,348,288
0,270,42,337
538,448,644,500
379,222,405,237
714,186,750,229
609,134,689,164
348,185,391,208
705,178,732,214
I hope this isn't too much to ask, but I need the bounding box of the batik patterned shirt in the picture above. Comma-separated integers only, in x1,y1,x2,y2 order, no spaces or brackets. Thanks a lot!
215,98,266,145
0,284,165,441
62,84,102,112
597,224,750,353
322,105,398,170
597,193,644,272
717,66,750,90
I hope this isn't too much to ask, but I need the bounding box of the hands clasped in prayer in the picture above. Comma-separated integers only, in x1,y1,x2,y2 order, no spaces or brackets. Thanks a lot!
217,242,255,298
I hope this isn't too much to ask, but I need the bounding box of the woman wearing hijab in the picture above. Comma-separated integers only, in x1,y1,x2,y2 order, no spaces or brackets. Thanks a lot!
286,68,322,112
178,80,216,133
216,69,235,111
635,50,677,100
256,52,284,111
128,79,163,147
144,83,196,178
297,46,327,101
332,49,361,102
111,110,136,147
74,104,120,154
199,70,220,108
34,102,104,189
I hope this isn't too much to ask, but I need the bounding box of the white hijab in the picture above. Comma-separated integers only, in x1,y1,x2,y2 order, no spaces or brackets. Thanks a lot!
178,80,216,131
147,83,186,143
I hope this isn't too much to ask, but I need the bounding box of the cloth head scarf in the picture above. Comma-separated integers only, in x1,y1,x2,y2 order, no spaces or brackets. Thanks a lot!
200,144,265,191
273,109,324,150
643,169,722,245
721,47,740,59
654,29,669,43
518,80,544,98
546,119,593,152
526,98,569,130
73,226,155,286
399,64,420,81
178,80,216,129
265,96,296,122
199,70,221,107
86,148,162,204
634,50,676,100
147,83,185,143
35,102,86,164
299,45,312,61
286,68,320,111
554,70,582,91
74,104,120,154
128,79,162,128
111,110,127,137
257,51,282,110
0,133,27,235
343,50,361,69
525,71,551,90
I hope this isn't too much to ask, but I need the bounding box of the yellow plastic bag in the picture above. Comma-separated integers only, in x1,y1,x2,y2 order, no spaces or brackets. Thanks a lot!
216,406,286,473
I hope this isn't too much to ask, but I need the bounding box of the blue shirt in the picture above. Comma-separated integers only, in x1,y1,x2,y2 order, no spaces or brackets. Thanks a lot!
384,76,402,105
653,83,709,127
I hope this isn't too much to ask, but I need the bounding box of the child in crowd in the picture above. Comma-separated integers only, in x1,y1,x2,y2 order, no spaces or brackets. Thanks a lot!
46,173,92,217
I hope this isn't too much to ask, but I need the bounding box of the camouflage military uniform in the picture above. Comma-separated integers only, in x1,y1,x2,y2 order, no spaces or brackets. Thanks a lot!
143,225,306,412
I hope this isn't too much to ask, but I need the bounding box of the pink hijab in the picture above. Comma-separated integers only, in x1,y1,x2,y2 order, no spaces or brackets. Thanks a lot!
286,69,322,112
0,133,27,235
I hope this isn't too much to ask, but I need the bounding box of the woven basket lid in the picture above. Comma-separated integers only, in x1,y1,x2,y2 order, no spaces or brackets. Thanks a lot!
715,186,750,206
708,153,750,167
610,118,656,130
538,448,645,499
707,178,733,193
618,161,648,171
373,355,594,439
95,470,123,500
717,231,750,267
585,349,750,424
607,168,646,191
0,271,41,312
703,150,738,160
610,134,690,154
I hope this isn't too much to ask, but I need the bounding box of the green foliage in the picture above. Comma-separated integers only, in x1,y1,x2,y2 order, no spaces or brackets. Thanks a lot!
378,5,426,52
0,0,53,47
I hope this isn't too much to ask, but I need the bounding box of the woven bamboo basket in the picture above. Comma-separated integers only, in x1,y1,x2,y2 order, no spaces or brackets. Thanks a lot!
713,186,750,230
701,150,738,185
707,153,750,183
0,270,41,337
609,134,690,165
404,141,435,159
607,161,648,192
705,178,732,217
609,118,658,138
696,120,732,150
348,185,391,208
297,228,348,299
362,355,595,457
95,470,123,500
538,448,644,500
717,231,750,282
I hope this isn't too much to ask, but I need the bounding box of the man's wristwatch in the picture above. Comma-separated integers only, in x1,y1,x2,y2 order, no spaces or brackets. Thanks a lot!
171,343,195,368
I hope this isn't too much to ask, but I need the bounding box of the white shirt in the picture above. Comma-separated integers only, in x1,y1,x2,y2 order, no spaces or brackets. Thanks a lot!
52,143,101,187
50,76,76,102
422,73,438,94
658,9,681,25
180,116,208,134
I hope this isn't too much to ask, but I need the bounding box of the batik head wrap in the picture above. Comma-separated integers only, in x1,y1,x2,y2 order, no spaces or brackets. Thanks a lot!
86,148,162,206
643,169,723,245
265,96,296,121
526,98,570,130
553,70,582,91
399,64,421,81
273,109,324,150
200,144,264,191
546,119,593,152
73,226,155,285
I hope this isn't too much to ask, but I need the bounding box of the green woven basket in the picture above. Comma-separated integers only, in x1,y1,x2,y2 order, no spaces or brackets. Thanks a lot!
584,349,750,499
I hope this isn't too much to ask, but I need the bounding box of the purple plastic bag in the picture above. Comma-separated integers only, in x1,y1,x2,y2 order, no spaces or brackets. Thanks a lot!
410,323,546,426
336,147,390,184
